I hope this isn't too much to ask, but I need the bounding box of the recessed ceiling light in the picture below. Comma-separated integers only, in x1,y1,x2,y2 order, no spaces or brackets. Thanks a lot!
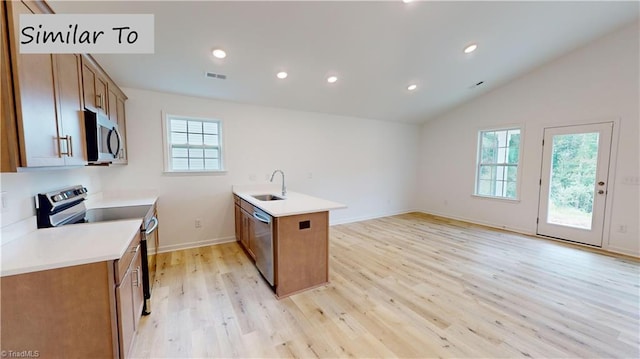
212,49,226,59
402,0,413,3
407,84,418,91
276,71,288,79
464,43,478,54
327,76,338,84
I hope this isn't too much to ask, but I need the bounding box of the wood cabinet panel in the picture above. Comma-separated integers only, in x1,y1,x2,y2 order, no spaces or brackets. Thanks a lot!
275,211,329,298
2,1,127,171
3,1,88,169
81,62,97,112
0,262,117,358
81,60,108,116
1,1,20,171
116,263,135,359
54,54,86,166
115,232,141,284
235,202,242,242
0,229,145,358
242,209,255,259
132,248,145,329
9,1,63,167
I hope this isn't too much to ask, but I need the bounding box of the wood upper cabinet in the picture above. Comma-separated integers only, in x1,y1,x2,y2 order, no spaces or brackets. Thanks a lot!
108,86,128,164
81,55,128,164
3,0,86,168
82,58,108,117
1,0,128,171
54,53,86,166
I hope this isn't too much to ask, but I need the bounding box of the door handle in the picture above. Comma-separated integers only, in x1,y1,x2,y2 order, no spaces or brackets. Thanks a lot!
598,181,605,186
598,190,605,194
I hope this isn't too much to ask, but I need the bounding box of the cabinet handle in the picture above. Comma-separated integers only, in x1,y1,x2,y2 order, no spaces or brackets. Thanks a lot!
132,267,139,287
96,94,103,109
67,135,73,157
135,266,142,287
58,136,71,156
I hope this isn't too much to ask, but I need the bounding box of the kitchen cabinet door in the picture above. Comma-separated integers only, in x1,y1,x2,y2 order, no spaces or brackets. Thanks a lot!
82,59,108,117
131,246,145,330
54,54,86,166
7,1,64,167
235,203,242,242
116,263,136,359
111,91,128,164
242,210,255,259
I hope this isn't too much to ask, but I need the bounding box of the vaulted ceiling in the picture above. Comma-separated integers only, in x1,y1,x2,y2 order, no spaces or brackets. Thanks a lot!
50,1,639,123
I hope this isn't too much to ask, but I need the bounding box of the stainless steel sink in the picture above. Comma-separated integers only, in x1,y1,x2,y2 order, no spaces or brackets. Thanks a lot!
252,194,284,201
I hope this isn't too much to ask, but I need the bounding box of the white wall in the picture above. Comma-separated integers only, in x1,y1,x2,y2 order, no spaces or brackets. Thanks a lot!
0,167,104,227
100,88,420,251
418,21,639,256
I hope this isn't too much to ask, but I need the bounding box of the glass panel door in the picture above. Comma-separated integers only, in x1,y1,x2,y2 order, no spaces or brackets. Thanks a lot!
537,123,613,246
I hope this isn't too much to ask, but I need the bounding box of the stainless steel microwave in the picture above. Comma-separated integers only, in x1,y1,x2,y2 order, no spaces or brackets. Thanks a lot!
84,110,121,163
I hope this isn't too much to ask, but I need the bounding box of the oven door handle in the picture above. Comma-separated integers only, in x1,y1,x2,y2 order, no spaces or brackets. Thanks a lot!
145,216,159,235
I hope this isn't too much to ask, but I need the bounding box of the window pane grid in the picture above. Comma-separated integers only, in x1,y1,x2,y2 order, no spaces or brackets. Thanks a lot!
476,128,521,199
166,116,222,172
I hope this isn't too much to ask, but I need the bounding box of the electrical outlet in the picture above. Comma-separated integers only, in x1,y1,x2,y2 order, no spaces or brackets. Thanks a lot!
617,224,627,233
195,219,202,228
307,172,313,180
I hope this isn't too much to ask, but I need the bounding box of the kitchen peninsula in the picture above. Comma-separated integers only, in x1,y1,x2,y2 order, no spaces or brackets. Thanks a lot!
233,184,346,298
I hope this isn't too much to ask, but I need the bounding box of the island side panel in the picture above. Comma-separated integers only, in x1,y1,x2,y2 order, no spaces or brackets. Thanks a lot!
275,211,329,298
0,261,116,358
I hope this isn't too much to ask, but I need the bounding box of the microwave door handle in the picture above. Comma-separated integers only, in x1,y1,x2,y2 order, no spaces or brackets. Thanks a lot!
106,127,121,158
113,128,122,158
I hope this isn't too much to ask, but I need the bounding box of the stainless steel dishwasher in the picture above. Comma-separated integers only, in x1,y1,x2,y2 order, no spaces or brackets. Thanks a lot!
251,207,274,285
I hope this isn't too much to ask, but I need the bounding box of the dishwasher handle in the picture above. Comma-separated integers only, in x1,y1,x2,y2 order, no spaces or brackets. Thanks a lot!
253,211,271,224
145,216,159,235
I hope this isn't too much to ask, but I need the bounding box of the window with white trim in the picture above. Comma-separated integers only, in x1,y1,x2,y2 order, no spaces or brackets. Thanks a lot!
475,127,521,199
163,114,224,172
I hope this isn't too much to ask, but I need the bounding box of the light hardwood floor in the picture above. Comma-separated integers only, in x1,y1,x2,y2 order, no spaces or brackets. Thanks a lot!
131,213,640,358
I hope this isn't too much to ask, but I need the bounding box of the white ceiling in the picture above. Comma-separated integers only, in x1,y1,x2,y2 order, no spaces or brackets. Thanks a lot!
49,1,639,124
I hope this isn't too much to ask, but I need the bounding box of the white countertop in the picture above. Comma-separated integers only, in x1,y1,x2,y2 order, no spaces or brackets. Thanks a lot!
84,192,158,209
1,219,142,277
233,184,346,217
1,191,159,277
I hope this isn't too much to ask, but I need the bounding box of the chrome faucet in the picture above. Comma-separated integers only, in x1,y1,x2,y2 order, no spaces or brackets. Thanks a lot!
270,169,286,196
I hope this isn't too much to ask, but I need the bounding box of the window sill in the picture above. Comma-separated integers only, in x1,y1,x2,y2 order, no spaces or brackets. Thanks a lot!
471,194,521,203
163,170,227,176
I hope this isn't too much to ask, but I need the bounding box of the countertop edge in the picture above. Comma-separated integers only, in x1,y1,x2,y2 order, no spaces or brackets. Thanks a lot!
233,189,347,217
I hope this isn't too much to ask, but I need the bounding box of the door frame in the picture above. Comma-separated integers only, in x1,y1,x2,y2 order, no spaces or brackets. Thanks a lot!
534,117,620,250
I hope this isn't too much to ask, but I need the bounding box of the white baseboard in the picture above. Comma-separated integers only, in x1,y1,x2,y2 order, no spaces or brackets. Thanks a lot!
603,245,640,258
417,209,534,236
156,235,236,254
419,210,640,259
330,209,419,226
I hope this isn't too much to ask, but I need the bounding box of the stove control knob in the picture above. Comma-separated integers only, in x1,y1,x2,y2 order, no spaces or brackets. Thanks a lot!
52,194,63,202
